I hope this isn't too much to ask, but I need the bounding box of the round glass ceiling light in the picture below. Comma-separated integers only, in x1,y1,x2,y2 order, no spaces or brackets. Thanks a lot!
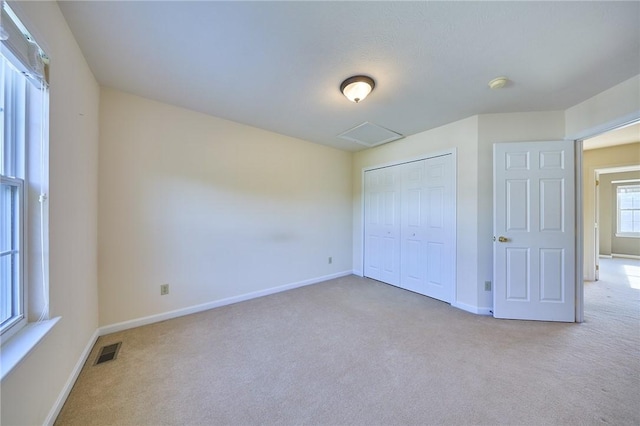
340,75,375,103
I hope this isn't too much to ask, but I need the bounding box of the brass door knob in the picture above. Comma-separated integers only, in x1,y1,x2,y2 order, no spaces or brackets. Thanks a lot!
498,236,509,243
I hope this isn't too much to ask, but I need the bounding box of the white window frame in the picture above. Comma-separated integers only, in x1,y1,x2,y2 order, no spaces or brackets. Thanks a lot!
1,54,28,340
616,183,640,238
1,2,48,342
1,175,26,339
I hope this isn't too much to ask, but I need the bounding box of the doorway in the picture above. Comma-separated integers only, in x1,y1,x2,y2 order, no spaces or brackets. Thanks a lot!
582,122,640,320
583,256,640,323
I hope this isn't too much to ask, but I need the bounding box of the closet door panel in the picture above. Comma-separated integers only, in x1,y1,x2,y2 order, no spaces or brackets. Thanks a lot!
422,155,453,302
364,177,383,281
364,166,401,286
400,161,427,293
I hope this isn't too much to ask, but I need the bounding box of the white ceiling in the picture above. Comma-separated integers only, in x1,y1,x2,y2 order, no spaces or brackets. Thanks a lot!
57,1,640,152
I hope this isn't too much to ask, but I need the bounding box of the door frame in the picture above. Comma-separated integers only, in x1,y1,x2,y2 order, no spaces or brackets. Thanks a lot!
576,140,584,323
574,116,640,323
360,148,457,303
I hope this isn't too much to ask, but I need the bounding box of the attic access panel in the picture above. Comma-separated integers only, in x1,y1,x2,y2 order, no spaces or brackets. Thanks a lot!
338,122,403,147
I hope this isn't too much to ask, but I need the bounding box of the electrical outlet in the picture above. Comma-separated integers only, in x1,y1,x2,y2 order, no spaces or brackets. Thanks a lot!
484,281,492,291
160,284,169,295
328,256,332,264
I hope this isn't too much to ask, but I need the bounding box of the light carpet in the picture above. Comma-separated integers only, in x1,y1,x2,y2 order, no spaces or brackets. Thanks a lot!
55,258,640,425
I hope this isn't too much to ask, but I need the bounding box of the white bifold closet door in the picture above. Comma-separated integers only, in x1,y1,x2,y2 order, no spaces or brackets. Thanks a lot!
364,155,454,303
363,165,402,286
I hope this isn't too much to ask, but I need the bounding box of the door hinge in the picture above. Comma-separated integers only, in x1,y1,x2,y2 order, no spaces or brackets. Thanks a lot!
596,265,599,271
596,180,599,186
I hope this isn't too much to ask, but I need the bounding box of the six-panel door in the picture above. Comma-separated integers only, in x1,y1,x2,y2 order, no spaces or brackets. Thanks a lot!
493,141,575,322
364,155,454,303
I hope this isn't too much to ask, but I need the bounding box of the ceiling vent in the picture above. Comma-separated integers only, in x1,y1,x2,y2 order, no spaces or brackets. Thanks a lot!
337,122,403,147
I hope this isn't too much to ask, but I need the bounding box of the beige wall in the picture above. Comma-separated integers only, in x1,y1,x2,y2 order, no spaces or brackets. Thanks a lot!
1,2,100,425
98,88,353,326
566,75,640,140
599,174,615,256
597,170,640,257
583,143,640,277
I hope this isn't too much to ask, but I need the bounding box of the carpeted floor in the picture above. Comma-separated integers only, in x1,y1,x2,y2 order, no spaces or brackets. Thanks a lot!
55,258,640,425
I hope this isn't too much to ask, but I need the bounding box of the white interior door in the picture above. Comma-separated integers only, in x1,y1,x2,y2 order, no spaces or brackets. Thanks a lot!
364,166,401,286
493,141,575,322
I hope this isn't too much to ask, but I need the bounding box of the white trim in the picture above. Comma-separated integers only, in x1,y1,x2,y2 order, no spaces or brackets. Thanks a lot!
599,254,613,259
44,328,100,426
615,233,640,238
611,253,640,260
451,151,458,305
575,140,584,323
611,179,640,184
565,113,640,142
451,301,492,316
360,149,455,174
99,271,352,335
0,316,59,380
352,269,363,277
596,165,640,175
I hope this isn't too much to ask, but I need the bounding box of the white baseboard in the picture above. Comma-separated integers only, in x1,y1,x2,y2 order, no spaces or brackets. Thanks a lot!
612,253,640,260
99,270,353,336
598,254,613,259
352,269,363,277
45,328,100,426
451,301,492,316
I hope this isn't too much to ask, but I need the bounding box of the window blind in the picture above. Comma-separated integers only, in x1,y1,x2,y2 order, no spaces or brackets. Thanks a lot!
1,3,48,85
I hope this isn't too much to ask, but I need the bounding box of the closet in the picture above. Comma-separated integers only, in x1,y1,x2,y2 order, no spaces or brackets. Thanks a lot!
363,154,454,303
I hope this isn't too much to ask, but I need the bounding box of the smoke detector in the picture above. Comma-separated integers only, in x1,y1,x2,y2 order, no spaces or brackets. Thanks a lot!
488,76,509,89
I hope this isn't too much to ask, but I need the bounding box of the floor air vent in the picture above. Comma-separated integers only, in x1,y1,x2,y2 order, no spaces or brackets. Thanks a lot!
94,342,122,365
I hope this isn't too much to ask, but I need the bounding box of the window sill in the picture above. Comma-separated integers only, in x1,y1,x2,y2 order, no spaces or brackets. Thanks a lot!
0,317,60,381
615,233,640,239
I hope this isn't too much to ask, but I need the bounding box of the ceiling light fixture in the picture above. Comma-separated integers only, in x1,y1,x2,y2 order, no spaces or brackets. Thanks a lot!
340,75,375,103
488,76,509,90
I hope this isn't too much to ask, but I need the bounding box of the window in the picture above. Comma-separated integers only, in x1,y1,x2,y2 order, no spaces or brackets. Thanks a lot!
1,47,27,338
617,184,640,237
1,175,24,333
1,2,49,341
